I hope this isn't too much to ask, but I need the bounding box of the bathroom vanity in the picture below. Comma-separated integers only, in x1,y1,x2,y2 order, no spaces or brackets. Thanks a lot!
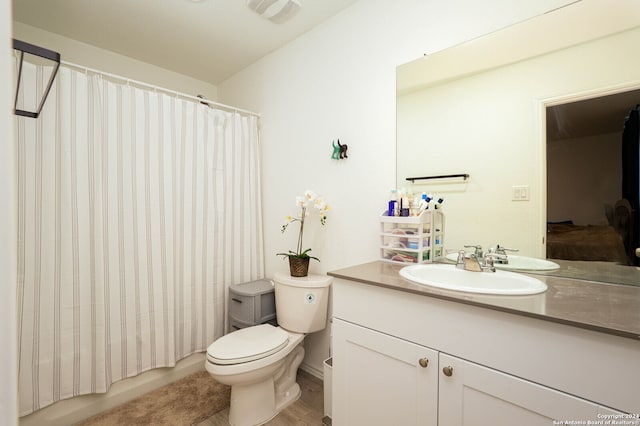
328,261,640,425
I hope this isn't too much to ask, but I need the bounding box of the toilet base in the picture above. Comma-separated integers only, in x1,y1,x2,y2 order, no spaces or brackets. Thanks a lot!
229,378,275,426
275,381,301,413
227,344,305,426
229,381,301,426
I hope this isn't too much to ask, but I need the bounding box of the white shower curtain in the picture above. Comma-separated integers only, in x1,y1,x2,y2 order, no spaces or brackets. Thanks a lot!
15,65,264,416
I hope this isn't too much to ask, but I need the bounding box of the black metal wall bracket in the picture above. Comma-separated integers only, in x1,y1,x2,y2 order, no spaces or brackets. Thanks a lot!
13,39,61,118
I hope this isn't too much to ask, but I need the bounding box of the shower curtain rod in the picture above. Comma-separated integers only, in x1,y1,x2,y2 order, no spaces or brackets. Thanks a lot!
62,60,261,118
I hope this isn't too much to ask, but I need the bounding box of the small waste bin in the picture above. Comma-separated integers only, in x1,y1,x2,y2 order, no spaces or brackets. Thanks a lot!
323,357,333,422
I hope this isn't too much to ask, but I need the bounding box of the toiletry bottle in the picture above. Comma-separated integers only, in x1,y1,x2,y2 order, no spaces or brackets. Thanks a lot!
407,192,414,216
419,192,428,212
401,193,410,217
388,190,397,216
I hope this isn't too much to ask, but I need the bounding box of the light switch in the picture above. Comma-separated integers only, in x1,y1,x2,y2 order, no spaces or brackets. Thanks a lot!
512,185,529,201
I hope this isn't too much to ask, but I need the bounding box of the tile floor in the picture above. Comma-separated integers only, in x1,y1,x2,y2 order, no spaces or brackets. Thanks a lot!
197,370,327,426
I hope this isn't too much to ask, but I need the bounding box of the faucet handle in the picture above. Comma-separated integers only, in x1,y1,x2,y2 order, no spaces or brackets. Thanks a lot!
455,250,466,269
464,245,483,256
485,252,507,261
494,244,518,254
482,255,497,272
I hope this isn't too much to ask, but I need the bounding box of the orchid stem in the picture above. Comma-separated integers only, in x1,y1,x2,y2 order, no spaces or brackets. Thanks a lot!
297,206,306,255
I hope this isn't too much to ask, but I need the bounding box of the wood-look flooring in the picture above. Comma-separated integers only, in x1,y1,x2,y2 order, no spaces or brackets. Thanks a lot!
197,370,327,426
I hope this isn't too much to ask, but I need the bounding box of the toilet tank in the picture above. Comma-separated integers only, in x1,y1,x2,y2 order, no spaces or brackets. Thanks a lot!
273,272,332,333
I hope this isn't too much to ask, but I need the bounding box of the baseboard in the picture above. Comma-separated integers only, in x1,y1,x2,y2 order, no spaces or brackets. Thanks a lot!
19,353,206,426
299,361,323,380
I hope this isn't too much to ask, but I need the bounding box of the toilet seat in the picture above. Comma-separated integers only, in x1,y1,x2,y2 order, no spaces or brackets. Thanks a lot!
207,324,289,365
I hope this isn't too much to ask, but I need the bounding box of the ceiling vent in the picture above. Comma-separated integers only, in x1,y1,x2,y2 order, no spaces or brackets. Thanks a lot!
246,0,301,24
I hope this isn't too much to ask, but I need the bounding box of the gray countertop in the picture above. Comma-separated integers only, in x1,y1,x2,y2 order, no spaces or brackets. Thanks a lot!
328,261,640,341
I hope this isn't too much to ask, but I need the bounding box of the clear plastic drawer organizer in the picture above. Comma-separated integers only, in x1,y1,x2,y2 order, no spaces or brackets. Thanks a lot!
380,209,444,264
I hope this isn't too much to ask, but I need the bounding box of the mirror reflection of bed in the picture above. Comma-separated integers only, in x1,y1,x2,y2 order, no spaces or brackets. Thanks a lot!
546,202,630,264
546,91,639,268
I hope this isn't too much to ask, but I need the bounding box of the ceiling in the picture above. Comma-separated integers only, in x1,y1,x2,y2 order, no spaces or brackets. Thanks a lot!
15,0,639,138
547,89,640,142
12,0,360,85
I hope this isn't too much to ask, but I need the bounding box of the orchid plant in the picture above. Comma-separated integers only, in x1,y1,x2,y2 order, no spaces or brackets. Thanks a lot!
277,190,329,262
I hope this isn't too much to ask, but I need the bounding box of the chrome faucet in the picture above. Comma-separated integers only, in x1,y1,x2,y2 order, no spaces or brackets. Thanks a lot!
487,244,518,264
464,244,484,257
455,250,496,272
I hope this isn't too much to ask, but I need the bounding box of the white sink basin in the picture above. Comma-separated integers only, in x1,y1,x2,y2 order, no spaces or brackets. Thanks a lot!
400,264,548,295
445,253,560,271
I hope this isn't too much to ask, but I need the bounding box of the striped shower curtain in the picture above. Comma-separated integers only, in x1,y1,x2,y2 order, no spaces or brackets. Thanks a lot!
15,65,264,416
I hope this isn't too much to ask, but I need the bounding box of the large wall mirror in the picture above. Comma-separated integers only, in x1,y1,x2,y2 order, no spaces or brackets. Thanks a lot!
396,0,640,286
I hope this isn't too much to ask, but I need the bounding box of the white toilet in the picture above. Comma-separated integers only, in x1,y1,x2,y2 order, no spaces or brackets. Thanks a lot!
205,272,332,426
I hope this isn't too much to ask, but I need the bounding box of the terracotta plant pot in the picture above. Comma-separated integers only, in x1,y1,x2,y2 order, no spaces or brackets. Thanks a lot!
288,256,310,277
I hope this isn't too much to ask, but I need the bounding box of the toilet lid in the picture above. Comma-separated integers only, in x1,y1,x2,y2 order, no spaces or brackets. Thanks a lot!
207,324,289,365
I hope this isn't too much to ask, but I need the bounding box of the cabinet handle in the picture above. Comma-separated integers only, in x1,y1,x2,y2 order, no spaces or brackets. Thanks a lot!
442,366,454,377
418,358,429,368
232,298,243,303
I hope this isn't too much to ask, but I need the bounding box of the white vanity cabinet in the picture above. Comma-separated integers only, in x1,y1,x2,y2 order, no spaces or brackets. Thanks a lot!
331,276,638,426
332,319,438,426
333,319,620,426
438,353,621,426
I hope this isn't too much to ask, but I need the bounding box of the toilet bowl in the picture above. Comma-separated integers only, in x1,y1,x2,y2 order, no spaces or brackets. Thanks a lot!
206,324,305,425
205,273,332,426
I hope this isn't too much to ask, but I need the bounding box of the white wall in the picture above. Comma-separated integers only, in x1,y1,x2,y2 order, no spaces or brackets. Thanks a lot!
12,22,218,100
1,0,18,424
218,0,576,375
548,132,622,226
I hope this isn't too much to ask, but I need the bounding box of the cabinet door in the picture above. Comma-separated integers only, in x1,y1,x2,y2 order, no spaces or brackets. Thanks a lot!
439,353,609,426
332,319,438,426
